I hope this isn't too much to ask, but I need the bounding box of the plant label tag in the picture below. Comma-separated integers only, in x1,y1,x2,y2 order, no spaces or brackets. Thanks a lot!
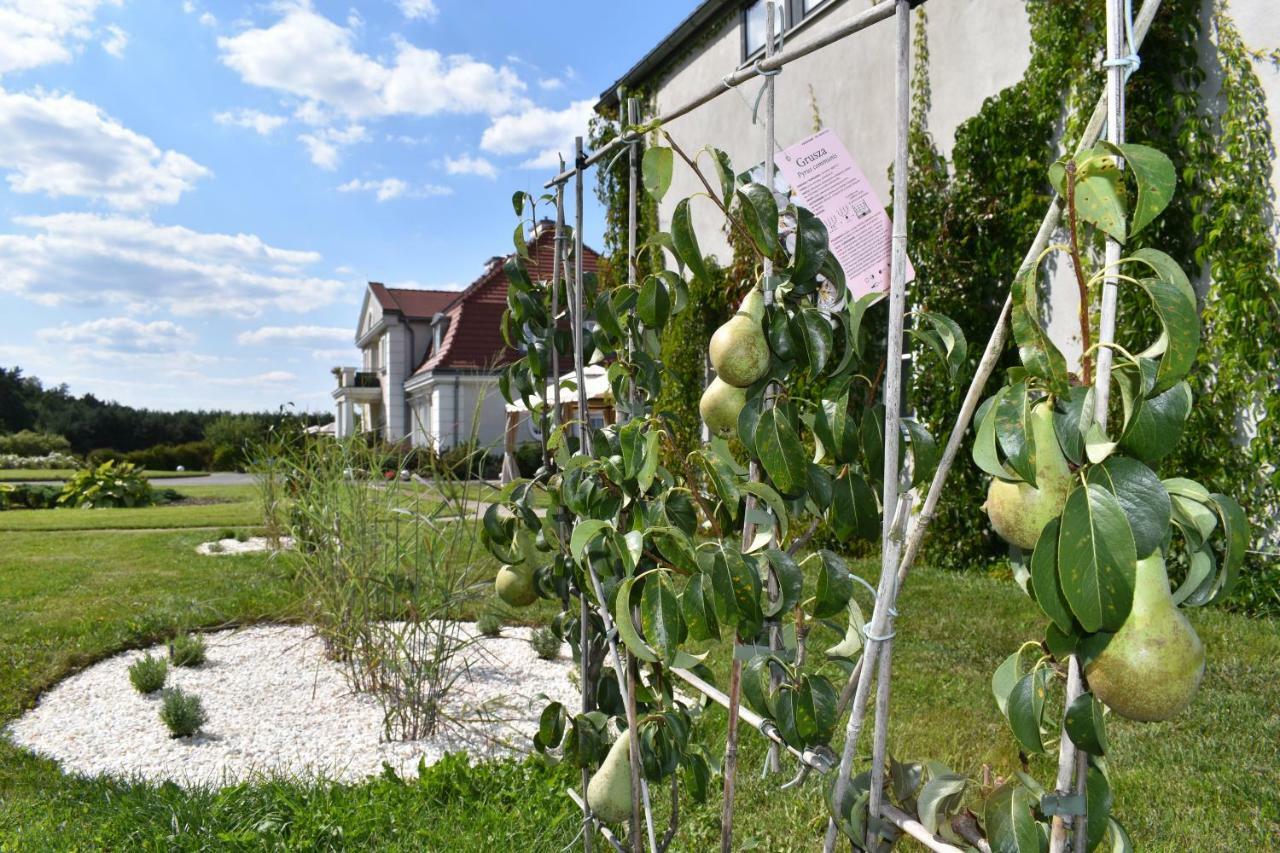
775,128,915,299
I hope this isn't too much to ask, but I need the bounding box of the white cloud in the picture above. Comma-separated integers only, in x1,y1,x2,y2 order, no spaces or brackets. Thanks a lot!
0,87,209,209
209,370,297,386
298,123,367,169
398,0,438,21
0,0,121,75
442,152,496,179
238,325,350,346
337,177,451,201
480,98,593,169
182,1,195,12
538,77,562,91
101,24,126,58
0,213,347,317
37,316,195,353
215,107,287,135
198,11,216,27
217,5,526,120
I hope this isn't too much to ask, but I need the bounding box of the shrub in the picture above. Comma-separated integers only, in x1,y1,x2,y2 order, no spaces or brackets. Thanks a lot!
210,445,241,472
0,483,60,510
124,441,212,471
168,632,207,667
476,612,503,638
128,654,168,694
57,461,154,509
0,430,71,457
514,441,545,478
0,451,80,470
529,627,561,661
86,448,126,467
159,688,206,738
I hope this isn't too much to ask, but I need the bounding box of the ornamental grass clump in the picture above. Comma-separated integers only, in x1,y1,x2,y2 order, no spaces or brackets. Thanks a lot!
530,627,561,661
128,654,167,694
476,612,503,638
159,688,206,738
168,632,206,668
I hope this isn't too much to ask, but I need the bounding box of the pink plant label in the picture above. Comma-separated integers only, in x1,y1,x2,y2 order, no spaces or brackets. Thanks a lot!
775,128,915,298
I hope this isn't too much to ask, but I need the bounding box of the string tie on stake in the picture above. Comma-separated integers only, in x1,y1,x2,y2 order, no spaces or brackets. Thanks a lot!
1102,0,1141,79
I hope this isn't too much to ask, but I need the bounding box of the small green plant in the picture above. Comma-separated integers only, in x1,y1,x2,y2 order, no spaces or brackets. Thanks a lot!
206,541,224,554
159,688,206,738
168,632,206,667
57,460,154,509
128,653,168,694
529,627,561,661
217,528,236,541
476,612,503,638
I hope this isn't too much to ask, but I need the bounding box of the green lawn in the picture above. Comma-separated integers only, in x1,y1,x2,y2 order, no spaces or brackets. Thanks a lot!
0,485,260,531
0,498,1276,850
0,469,209,482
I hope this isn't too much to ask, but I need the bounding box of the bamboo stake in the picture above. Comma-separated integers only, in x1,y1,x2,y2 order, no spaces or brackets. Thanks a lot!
865,5,912,850
544,0,928,189
570,136,656,853
879,803,967,853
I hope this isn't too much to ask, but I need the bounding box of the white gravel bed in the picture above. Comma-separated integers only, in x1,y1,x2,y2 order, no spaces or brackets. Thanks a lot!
6,624,575,788
196,536,294,556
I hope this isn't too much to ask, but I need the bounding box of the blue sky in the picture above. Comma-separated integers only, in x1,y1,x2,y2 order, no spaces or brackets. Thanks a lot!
0,0,690,413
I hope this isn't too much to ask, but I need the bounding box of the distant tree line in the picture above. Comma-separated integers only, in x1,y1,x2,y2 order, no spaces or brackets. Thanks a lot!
0,367,332,463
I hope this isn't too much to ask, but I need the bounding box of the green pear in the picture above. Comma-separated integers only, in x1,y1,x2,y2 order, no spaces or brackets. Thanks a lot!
699,377,747,438
495,564,537,608
586,733,633,824
709,289,769,388
1085,550,1205,722
983,401,1073,550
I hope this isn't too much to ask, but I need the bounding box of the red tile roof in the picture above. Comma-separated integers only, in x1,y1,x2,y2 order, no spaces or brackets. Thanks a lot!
412,226,600,374
369,283,459,319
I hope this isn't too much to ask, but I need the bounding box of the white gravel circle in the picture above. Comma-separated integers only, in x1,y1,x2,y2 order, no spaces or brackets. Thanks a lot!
196,536,294,556
6,624,575,788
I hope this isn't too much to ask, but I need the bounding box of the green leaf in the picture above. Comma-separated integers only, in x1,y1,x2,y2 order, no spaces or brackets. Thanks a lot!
742,480,790,548
1057,484,1138,633
984,782,1042,853
824,597,865,660
996,382,1037,486
918,773,967,835
973,390,1014,480
1054,387,1089,466
762,548,804,617
613,576,658,662
1010,267,1070,392
705,146,735,205
1085,764,1114,851
680,573,719,642
792,307,833,374
813,549,853,619
791,207,830,285
1119,381,1191,463
861,403,886,483
754,407,807,497
1134,276,1200,395
736,183,780,257
814,392,858,464
902,418,939,488
1031,518,1074,633
1102,818,1134,853
725,547,763,637
641,146,673,201
671,199,710,284
1007,669,1048,754
640,571,681,663
637,275,671,328
1064,692,1108,755
830,468,879,542
1208,493,1248,602
916,310,967,378
1085,456,1171,558
570,519,614,563
992,649,1026,718
1112,143,1175,235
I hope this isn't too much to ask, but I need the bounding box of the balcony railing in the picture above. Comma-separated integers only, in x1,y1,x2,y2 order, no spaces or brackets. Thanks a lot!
334,367,383,391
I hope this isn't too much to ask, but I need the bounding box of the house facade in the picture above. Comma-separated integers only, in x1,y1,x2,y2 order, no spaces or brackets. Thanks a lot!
597,0,1280,367
332,224,600,452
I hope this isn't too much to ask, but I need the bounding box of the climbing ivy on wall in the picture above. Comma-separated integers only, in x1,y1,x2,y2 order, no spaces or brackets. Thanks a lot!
905,0,1278,614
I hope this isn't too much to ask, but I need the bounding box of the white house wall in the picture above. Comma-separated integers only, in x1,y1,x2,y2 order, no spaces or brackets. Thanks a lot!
407,375,531,453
